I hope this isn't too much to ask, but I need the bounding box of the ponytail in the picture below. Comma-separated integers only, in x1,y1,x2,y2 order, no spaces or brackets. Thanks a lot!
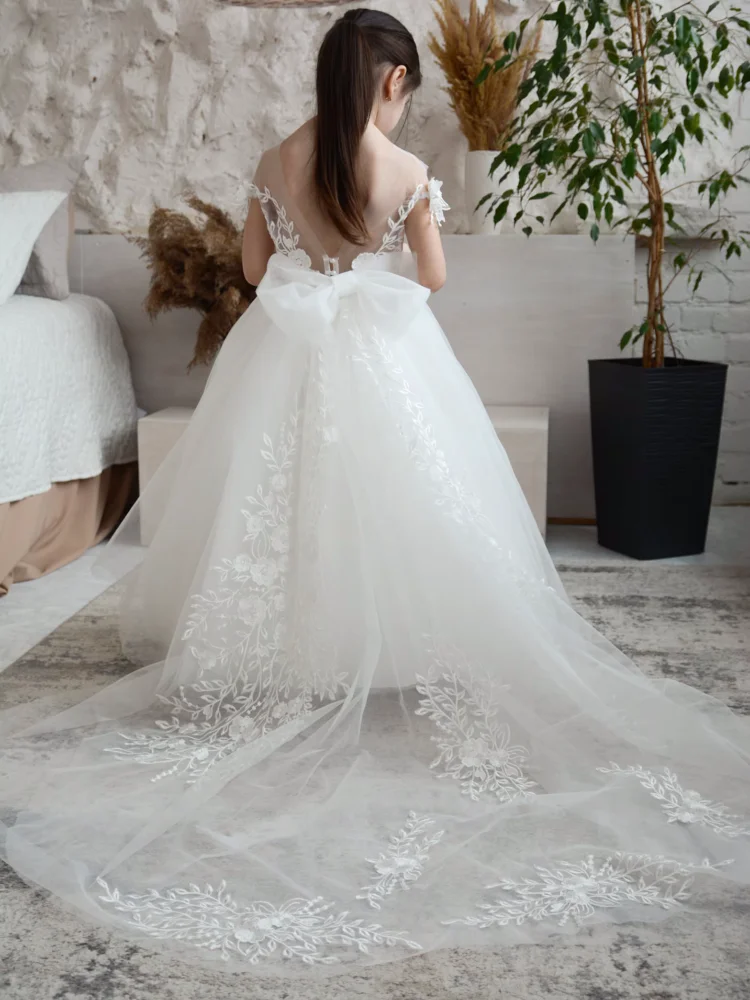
315,18,375,246
314,9,422,246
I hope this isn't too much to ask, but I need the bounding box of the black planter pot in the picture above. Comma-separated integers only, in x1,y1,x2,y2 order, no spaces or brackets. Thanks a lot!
588,357,727,560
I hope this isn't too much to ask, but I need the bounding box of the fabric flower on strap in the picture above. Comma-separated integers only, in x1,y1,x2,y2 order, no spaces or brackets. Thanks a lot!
427,178,450,227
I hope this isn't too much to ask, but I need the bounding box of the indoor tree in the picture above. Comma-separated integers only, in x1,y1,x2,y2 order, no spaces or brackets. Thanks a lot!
482,0,750,367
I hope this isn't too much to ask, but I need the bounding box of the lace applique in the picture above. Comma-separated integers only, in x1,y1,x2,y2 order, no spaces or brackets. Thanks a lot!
249,182,312,270
376,186,426,256
350,329,493,531
373,178,451,257
426,178,450,226
348,326,552,600
415,641,536,803
96,879,421,965
446,854,731,930
104,409,348,782
250,176,448,270
357,813,444,910
598,764,750,838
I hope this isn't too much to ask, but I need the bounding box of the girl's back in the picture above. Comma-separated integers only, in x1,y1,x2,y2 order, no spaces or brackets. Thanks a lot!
249,122,436,275
242,10,447,289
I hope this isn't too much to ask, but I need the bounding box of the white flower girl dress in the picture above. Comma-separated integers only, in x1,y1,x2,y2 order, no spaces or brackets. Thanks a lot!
1,145,748,977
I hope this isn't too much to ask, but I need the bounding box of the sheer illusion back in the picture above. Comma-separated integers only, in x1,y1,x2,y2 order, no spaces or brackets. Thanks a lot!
250,144,448,275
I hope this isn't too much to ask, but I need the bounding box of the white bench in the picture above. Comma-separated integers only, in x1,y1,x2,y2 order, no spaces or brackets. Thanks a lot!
138,405,548,544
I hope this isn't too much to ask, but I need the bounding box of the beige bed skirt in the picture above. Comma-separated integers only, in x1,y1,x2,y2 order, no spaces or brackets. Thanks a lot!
0,463,137,596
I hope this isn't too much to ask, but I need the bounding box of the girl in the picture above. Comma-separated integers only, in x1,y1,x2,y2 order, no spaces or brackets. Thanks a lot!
1,8,748,979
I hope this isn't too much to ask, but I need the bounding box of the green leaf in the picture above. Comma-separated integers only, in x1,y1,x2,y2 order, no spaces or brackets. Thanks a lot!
620,328,633,350
605,201,614,225
476,64,491,86
622,149,637,179
493,200,509,224
522,226,533,237
578,202,589,220
504,144,523,169
591,222,600,243
489,152,505,177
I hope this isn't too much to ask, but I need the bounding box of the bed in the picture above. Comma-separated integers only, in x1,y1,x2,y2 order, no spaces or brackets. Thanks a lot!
0,293,138,595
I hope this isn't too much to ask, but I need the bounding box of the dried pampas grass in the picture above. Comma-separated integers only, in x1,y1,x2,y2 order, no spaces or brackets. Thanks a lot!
429,0,540,152
134,195,255,369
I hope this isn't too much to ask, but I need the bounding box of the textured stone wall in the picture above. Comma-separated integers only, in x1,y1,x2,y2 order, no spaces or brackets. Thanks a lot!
0,0,471,232
2,0,748,500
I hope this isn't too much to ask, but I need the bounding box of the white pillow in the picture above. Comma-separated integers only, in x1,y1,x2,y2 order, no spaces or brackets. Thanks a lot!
0,189,67,306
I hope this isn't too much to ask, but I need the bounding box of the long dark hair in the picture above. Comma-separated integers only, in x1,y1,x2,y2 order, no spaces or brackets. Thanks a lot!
315,9,421,246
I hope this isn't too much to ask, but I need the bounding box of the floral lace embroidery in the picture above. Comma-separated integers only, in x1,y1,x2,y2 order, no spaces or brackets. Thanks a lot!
426,178,450,226
104,409,348,782
415,641,536,802
349,328,495,534
249,182,312,270
250,177,448,272
598,763,750,838
96,879,421,965
374,179,450,257
446,854,731,930
347,323,553,601
357,813,444,910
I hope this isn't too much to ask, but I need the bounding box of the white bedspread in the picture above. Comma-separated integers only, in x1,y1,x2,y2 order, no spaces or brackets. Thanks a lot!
0,293,138,504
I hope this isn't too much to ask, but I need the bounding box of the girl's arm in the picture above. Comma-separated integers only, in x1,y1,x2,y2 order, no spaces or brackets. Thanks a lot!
242,198,275,286
404,196,447,293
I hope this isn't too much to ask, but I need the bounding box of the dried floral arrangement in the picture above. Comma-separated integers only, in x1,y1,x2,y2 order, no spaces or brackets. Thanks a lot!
429,0,541,152
135,196,255,369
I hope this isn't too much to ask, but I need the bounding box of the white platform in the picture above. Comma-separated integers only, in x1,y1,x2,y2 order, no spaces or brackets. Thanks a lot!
138,404,549,543
486,405,548,534
137,406,195,545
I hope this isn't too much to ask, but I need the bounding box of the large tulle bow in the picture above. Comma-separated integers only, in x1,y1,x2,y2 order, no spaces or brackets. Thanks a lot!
256,253,430,346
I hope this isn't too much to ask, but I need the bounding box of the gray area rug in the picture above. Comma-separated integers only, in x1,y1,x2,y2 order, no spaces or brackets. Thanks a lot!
1,563,749,1000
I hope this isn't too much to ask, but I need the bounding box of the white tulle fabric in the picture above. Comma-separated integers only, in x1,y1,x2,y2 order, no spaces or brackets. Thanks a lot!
1,173,749,978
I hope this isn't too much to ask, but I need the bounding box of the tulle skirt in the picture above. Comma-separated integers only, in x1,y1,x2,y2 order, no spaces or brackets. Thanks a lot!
1,255,748,976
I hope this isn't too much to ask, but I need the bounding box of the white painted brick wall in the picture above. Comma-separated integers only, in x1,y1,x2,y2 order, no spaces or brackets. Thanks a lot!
634,240,750,503
633,98,750,503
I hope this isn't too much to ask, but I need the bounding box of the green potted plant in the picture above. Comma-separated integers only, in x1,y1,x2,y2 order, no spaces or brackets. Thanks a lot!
482,0,750,558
